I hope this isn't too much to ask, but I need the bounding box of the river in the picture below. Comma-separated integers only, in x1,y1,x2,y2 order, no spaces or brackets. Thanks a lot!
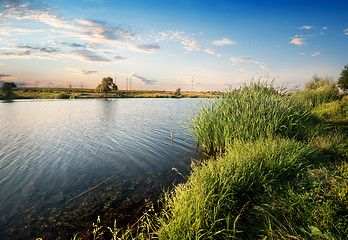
0,98,206,239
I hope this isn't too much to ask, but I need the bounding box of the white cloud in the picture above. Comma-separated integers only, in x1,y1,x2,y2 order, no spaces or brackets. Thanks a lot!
311,51,322,57
290,38,306,45
298,25,314,30
204,49,215,55
135,44,160,53
154,31,202,52
0,1,160,59
212,38,236,46
230,56,260,66
322,27,328,30
344,29,348,35
260,65,274,74
230,57,274,75
181,38,201,51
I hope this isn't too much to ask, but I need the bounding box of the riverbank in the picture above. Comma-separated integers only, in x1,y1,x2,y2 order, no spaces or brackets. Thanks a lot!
82,82,347,239
3,87,219,100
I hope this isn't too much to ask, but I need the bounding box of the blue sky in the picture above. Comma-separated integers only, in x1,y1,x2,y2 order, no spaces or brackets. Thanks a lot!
0,0,347,91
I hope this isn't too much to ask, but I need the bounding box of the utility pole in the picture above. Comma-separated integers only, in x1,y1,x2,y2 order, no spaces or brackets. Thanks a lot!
191,76,194,91
130,77,132,91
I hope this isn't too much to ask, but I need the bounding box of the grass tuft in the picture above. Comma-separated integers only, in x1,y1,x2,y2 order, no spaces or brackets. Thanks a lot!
185,81,318,154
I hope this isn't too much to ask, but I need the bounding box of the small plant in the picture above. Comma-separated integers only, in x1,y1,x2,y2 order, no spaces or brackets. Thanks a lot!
55,93,70,99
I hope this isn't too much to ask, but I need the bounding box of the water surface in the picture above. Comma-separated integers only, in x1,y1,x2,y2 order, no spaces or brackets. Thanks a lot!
0,98,205,239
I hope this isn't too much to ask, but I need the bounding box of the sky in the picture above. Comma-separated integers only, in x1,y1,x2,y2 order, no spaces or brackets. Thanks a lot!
0,0,347,91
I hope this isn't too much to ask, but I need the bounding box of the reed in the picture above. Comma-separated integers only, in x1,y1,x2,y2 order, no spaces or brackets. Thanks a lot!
154,139,321,239
185,81,318,154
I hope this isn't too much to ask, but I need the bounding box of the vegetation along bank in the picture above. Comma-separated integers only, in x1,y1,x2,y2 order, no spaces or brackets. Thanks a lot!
71,75,347,239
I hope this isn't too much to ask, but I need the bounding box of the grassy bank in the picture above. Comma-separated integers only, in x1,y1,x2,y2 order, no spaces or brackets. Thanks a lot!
1,87,219,100
75,82,347,239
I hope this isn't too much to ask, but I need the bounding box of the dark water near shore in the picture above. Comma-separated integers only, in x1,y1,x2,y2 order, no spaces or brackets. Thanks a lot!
0,98,206,239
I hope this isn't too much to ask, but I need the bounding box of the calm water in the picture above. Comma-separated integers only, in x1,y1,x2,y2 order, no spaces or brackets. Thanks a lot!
0,98,206,239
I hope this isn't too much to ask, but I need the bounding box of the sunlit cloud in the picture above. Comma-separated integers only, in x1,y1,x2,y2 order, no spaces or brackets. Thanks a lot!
230,57,274,75
154,31,202,52
344,29,348,35
0,73,12,79
290,37,306,45
131,74,157,85
181,38,201,51
0,24,44,36
230,56,260,66
0,43,115,62
260,65,274,74
212,38,236,46
298,25,314,30
65,68,99,75
204,49,215,55
322,27,328,30
135,44,160,53
49,41,87,48
0,0,160,58
68,50,110,62
311,51,322,57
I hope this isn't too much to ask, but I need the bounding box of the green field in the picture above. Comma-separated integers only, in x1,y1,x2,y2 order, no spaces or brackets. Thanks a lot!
0,87,219,100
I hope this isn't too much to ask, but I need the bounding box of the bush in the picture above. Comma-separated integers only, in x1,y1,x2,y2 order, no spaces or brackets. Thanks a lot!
185,81,318,154
55,93,70,99
292,75,340,107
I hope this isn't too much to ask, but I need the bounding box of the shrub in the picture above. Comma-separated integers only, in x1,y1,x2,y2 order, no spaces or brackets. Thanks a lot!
292,75,340,107
55,93,70,99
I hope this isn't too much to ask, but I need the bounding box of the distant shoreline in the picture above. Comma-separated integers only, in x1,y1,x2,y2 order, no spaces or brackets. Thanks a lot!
3,87,220,100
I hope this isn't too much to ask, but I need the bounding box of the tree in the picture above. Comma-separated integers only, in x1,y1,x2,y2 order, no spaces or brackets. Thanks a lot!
0,82,16,99
174,87,181,96
338,65,348,92
96,77,118,97
305,74,335,90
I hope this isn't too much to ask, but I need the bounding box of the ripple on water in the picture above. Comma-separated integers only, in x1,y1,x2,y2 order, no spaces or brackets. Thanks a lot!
0,98,208,239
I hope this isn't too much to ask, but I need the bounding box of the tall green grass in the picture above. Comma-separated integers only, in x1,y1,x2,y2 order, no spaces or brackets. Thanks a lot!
153,139,320,239
312,98,348,121
185,81,318,154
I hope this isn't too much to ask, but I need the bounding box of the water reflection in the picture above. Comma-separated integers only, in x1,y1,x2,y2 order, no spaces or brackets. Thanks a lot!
0,98,206,239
